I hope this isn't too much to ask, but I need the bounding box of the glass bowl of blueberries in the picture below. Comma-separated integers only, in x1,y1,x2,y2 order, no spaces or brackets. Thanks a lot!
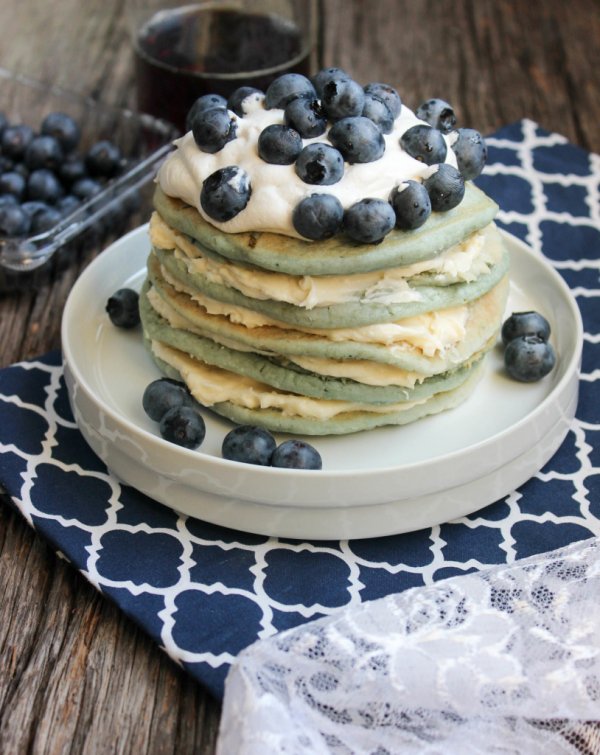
0,67,179,291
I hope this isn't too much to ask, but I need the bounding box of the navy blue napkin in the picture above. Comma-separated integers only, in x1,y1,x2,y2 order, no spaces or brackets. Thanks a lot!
1,120,599,699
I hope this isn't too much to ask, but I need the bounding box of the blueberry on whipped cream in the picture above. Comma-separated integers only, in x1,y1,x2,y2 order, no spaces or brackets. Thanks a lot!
157,68,489,244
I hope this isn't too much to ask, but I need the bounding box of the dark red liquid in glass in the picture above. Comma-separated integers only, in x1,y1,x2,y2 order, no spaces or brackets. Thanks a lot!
134,7,312,132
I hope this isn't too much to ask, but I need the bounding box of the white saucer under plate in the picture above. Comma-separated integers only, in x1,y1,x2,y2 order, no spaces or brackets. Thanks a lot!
61,225,583,540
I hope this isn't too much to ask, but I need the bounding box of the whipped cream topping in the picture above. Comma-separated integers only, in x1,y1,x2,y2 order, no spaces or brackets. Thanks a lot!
157,97,459,238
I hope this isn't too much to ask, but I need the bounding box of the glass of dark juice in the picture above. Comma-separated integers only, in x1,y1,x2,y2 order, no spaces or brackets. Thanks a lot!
127,0,319,132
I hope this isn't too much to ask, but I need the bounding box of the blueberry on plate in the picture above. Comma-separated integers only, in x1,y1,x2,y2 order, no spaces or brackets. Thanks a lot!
390,180,432,230
1,124,34,160
322,77,365,120
258,124,303,165
363,82,402,119
0,204,31,236
415,98,457,134
40,111,81,153
25,135,64,171
451,128,487,180
361,94,395,134
264,74,316,109
424,164,465,211
200,165,251,222
311,67,350,98
222,425,276,465
27,169,65,204
271,439,322,469
185,94,228,131
328,116,385,164
58,157,87,186
400,124,447,165
143,377,198,422
284,97,327,138
501,311,551,345
190,107,238,153
105,287,140,328
227,86,263,117
295,143,344,185
29,204,62,234
160,406,206,449
504,335,556,382
292,193,344,240
86,140,123,177
0,193,18,208
343,198,396,244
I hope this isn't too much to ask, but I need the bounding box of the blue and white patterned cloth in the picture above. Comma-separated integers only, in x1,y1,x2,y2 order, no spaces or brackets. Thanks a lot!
1,120,599,699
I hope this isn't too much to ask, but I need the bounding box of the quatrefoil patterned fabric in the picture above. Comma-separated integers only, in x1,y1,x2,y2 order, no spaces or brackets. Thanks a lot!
1,120,599,699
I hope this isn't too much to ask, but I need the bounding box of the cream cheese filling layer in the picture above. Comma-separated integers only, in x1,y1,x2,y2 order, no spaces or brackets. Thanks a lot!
150,213,503,309
156,260,470,358
151,340,429,420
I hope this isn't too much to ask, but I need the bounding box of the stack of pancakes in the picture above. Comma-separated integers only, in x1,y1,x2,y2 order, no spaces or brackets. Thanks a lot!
140,180,508,435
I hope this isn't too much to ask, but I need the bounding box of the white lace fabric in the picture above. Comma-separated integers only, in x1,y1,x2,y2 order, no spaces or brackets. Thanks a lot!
217,538,600,754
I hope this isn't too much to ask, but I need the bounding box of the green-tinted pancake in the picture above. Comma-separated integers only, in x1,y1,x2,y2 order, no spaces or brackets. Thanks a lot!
148,343,487,436
140,284,489,404
153,183,499,276
143,261,509,374
151,244,509,329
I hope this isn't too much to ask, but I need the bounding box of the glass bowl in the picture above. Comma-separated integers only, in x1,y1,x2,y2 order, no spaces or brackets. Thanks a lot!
0,67,179,291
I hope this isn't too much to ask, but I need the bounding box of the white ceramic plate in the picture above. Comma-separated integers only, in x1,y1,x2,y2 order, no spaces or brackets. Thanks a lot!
62,225,583,539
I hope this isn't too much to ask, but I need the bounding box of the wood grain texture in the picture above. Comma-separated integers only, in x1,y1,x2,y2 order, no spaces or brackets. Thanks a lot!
0,1,598,752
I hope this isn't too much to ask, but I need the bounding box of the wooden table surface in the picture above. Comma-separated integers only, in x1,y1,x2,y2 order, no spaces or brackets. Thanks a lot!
1,1,599,752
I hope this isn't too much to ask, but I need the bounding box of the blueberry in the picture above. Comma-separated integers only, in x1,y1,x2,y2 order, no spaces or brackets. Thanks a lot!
159,406,206,449
265,74,316,109
292,193,344,240
361,94,394,134
143,377,198,422
30,206,62,234
105,287,140,328
86,140,123,177
1,124,34,160
424,164,465,211
40,111,81,153
71,176,103,201
0,155,14,173
59,157,87,186
400,124,447,165
227,87,263,117
501,311,551,345
0,204,31,236
191,107,237,153
390,180,432,230
322,78,365,120
311,67,351,98
258,124,302,165
200,165,251,222
451,128,487,180
295,143,344,185
222,425,276,465
27,169,64,204
343,198,396,244
271,439,322,469
57,194,81,216
0,193,18,207
0,171,26,200
328,116,385,164
25,135,64,171
415,98,457,134
284,97,327,138
504,335,556,382
363,82,402,119
185,94,228,131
